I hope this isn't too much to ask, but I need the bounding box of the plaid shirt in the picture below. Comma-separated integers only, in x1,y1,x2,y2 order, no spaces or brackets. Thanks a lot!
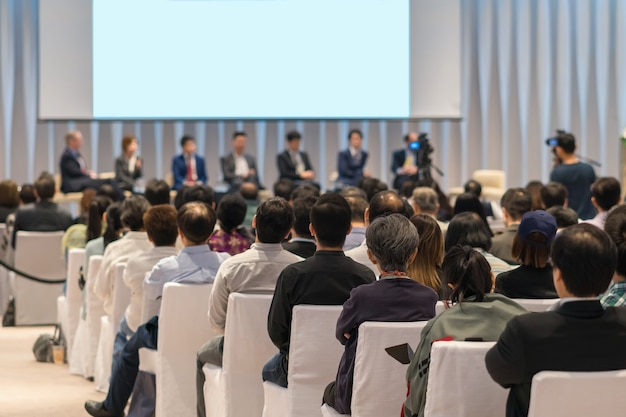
600,281,626,308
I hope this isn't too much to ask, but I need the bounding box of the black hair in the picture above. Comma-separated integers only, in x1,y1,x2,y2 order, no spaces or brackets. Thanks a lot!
144,179,171,206
97,184,118,202
368,190,406,222
464,180,482,198
255,198,295,243
500,188,532,220
546,206,579,229
144,205,179,246
359,177,389,203
442,245,492,303
216,193,247,232
605,205,626,278
86,196,112,242
232,131,246,139
453,193,493,236
286,131,302,142
290,184,321,201
273,179,294,201
19,183,36,204
177,202,216,244
540,182,568,209
292,195,318,238
348,129,363,140
34,174,55,200
310,193,351,247
103,203,123,248
591,177,621,211
182,185,214,206
180,135,195,148
174,185,190,210
445,212,492,252
120,195,150,231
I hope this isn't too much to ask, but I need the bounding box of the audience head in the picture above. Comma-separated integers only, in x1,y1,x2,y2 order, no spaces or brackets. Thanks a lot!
79,189,97,216
120,195,150,231
180,135,196,154
552,131,577,156
177,202,217,245
445,211,492,252
239,182,259,201
339,186,367,200
290,184,321,201
366,214,420,274
0,180,19,209
367,190,406,224
97,183,118,202
525,180,544,211
103,202,123,248
216,193,247,232
344,195,368,225
254,197,295,244
442,245,493,303
551,224,617,297
411,187,440,216
540,182,568,209
144,179,171,206
286,130,302,151
34,172,56,200
591,177,621,212
512,210,557,268
291,195,318,239
348,129,363,149
19,183,36,204
174,184,190,210
453,192,492,234
65,130,83,150
273,179,294,201
408,214,444,293
310,193,351,248
604,205,626,279
464,179,482,198
87,195,112,242
143,205,178,247
546,206,579,231
182,185,214,207
500,188,532,224
232,131,247,154
403,199,415,218
121,135,138,155
359,177,388,202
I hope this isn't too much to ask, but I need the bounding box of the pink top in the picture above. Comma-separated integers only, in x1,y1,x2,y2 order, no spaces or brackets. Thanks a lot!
208,229,251,256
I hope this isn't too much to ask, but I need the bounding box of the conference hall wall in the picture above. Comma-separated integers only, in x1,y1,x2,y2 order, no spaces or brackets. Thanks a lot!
1,0,625,193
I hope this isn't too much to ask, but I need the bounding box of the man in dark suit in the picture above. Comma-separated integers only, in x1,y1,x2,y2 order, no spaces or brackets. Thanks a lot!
60,130,123,199
172,135,207,190
485,223,626,417
220,131,263,191
12,173,73,248
277,131,319,189
337,128,369,188
391,132,420,191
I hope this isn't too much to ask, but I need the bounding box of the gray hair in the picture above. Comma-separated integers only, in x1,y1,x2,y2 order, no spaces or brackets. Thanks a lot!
412,187,439,214
366,213,420,272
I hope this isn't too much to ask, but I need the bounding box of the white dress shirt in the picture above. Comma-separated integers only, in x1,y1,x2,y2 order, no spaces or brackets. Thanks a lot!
345,239,379,276
233,153,249,177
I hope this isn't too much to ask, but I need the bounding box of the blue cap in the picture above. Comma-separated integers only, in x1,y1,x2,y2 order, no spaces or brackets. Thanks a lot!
518,210,558,246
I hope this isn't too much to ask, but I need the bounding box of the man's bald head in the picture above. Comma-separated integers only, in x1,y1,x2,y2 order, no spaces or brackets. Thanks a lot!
367,190,406,224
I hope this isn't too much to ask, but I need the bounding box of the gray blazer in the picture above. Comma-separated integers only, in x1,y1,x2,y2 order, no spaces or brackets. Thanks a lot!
220,153,261,189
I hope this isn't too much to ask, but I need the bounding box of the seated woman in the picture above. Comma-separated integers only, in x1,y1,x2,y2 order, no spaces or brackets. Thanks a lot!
61,189,97,256
323,214,438,415
495,210,558,299
208,193,252,255
408,214,444,298
403,246,527,417
453,192,493,236
0,180,19,223
114,135,143,192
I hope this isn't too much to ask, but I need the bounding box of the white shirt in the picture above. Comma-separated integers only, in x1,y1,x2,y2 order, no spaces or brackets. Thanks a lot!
233,153,249,177
123,246,180,332
93,231,153,316
208,242,302,333
345,239,379,276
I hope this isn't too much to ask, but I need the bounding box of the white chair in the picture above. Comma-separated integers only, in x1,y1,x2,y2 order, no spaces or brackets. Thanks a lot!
203,293,275,417
448,169,506,203
57,248,85,359
262,305,344,417
424,341,507,417
95,262,130,392
513,298,559,313
137,283,215,417
85,255,104,378
527,370,626,417
435,301,447,315
14,231,65,325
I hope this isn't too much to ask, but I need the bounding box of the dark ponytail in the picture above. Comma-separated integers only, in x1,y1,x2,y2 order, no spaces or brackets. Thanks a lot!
442,245,492,303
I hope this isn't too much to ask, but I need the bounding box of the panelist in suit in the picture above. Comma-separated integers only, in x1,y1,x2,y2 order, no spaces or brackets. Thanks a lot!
485,224,626,417
114,135,143,192
59,130,124,199
277,131,319,188
172,135,207,190
391,132,420,191
220,131,263,191
336,129,369,188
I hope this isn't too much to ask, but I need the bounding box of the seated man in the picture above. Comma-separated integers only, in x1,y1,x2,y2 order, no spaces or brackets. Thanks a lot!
276,130,319,188
143,179,171,206
172,135,207,190
220,131,263,191
281,195,318,259
391,132,419,191
485,224,626,417
582,176,621,230
411,187,448,234
342,195,367,251
84,202,229,417
490,188,532,264
262,194,376,387
11,172,73,248
196,197,302,417
337,129,369,187
600,205,626,307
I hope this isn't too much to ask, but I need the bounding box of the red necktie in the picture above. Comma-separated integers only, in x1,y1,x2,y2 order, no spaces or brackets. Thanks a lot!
186,158,193,182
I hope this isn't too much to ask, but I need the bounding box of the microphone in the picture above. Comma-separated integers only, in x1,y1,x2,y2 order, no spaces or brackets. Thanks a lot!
576,155,602,168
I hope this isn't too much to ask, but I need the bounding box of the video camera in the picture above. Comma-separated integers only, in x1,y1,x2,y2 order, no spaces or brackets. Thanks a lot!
545,129,568,147
408,132,434,169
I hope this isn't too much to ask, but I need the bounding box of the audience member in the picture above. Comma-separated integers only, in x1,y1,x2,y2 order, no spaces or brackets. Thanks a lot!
408,214,444,297
85,202,229,417
525,180,544,211
289,183,321,201
403,199,415,218
323,214,437,414
273,178,294,201
143,179,171,206
345,190,406,274
411,187,448,234
0,180,19,222
96,183,119,203
583,176,621,230
173,185,190,210
337,128,369,187
196,198,301,417
114,135,143,192
339,186,367,200
359,177,388,202
84,202,123,281
277,130,318,188
61,191,102,255
282,195,318,258
262,194,376,387
172,135,207,190
540,181,568,209
239,182,259,228
342,195,368,251
601,205,626,307
495,210,558,299
208,193,251,255
463,179,495,218
180,185,215,207
491,188,532,264
485,224,626,417
1,183,37,263
548,131,596,219
403,246,527,417
86,196,113,243
391,132,419,191
220,131,263,191
546,206,579,231
444,212,511,276
453,192,493,236
12,173,73,248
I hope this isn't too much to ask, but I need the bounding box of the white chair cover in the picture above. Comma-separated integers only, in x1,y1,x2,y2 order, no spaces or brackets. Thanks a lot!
262,305,344,417
321,403,346,417
203,293,275,417
14,231,65,325
435,301,447,315
63,248,85,358
528,370,626,417
512,298,558,312
137,283,215,417
424,341,507,417
85,255,104,378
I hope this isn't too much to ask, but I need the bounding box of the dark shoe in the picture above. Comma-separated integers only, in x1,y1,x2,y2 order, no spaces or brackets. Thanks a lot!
84,400,123,417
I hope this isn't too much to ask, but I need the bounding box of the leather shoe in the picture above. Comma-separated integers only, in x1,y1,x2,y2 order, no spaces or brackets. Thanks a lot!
84,400,124,417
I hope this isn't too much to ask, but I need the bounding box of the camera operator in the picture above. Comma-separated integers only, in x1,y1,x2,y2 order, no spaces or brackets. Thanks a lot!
391,132,434,191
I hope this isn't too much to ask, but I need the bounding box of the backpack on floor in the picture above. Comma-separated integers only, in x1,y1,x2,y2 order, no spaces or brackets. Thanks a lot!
32,325,64,363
